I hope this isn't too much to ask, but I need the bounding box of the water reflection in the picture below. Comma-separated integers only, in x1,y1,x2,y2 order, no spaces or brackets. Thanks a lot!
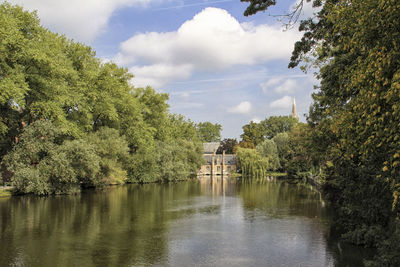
0,178,369,266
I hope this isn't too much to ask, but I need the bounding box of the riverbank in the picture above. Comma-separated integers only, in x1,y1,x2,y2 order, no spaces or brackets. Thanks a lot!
1,174,201,197
0,186,13,198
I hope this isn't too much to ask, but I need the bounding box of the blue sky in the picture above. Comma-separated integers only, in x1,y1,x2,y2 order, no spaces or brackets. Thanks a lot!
8,0,318,138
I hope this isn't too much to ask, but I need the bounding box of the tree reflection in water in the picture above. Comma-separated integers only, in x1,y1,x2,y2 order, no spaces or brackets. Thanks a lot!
0,178,371,266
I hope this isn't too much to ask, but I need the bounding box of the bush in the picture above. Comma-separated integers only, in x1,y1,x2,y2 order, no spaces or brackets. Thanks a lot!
85,127,130,185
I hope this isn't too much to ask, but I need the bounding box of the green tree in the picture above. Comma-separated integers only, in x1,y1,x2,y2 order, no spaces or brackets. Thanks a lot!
260,116,298,139
273,132,290,171
217,138,238,154
85,127,131,185
2,121,101,194
242,0,400,263
256,139,280,171
0,3,205,193
156,140,203,182
236,148,269,178
133,86,169,141
240,121,264,145
286,123,313,177
237,140,255,151
240,116,297,145
196,122,222,142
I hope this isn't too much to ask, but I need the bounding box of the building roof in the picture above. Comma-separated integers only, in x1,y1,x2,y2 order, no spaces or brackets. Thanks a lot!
203,142,220,154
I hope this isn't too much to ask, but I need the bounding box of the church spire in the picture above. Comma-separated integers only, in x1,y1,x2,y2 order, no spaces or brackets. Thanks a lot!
291,97,299,121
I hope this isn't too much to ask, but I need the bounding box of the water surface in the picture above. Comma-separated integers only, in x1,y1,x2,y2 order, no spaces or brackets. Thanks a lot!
0,177,368,266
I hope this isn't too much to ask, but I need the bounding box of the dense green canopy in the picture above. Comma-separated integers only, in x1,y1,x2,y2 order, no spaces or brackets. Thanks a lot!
196,122,222,142
0,3,204,194
242,0,400,264
241,116,297,146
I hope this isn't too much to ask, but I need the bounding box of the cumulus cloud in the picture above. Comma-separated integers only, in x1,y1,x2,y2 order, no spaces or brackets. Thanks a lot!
227,101,252,114
269,96,292,109
260,78,297,94
9,0,152,43
116,7,301,88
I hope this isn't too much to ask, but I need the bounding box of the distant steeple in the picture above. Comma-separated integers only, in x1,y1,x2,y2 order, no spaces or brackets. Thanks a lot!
291,97,299,121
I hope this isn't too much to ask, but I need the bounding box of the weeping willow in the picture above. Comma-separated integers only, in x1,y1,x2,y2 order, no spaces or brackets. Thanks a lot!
236,148,271,178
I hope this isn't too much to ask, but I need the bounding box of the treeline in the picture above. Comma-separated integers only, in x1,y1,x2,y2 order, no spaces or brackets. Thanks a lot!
0,3,209,195
242,0,400,265
222,116,308,178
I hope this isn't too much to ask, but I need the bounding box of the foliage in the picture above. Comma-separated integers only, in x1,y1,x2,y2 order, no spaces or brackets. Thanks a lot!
241,121,264,145
272,132,290,170
216,138,238,154
260,116,298,139
237,140,255,151
369,220,400,267
236,148,270,178
238,116,301,177
241,0,277,17
242,0,400,262
0,3,205,191
286,123,313,177
241,116,297,145
49,139,101,192
256,139,280,171
156,140,203,182
196,122,222,142
167,114,199,142
85,127,130,185
3,121,100,194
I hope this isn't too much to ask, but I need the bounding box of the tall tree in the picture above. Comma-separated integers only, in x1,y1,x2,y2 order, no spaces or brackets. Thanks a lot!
196,122,222,142
256,139,280,171
241,116,297,145
241,121,264,145
260,116,298,139
217,138,238,154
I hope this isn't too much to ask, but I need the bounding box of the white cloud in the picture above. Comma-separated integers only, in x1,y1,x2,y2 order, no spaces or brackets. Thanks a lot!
260,77,282,93
269,96,292,109
9,0,152,43
260,76,307,94
129,64,193,88
251,117,261,123
116,7,301,87
274,79,297,94
227,101,252,114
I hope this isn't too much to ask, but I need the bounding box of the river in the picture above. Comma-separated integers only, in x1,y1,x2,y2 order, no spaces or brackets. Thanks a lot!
0,177,370,266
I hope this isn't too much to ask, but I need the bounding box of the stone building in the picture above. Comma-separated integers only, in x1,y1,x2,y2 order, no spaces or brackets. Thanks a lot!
198,142,236,175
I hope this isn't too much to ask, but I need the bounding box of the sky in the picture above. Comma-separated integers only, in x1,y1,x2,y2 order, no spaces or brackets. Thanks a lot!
7,0,319,139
